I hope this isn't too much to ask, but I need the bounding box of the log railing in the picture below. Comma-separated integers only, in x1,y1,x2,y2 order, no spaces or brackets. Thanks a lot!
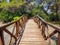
0,15,28,45
33,15,60,45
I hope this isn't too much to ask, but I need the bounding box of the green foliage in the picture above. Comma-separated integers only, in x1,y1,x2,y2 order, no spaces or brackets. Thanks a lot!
0,0,26,8
13,16,20,21
0,8,21,22
49,12,60,21
0,0,60,23
0,4,28,23
38,10,49,21
31,5,49,21
0,8,13,22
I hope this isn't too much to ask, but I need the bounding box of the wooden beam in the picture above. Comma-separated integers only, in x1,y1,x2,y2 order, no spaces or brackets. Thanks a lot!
3,28,17,40
57,32,60,45
41,24,46,39
9,24,16,45
15,22,20,37
0,16,23,30
37,15,60,32
46,30,57,39
0,30,5,45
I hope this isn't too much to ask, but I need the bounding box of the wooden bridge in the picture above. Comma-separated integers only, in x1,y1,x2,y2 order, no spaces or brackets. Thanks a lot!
0,15,60,45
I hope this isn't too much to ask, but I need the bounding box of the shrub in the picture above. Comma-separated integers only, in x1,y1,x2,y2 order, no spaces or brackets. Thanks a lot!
0,8,20,22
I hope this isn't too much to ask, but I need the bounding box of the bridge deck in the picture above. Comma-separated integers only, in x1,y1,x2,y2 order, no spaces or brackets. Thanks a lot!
19,19,48,45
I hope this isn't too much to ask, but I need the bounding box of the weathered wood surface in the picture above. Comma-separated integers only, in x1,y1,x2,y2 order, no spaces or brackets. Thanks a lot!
0,15,60,45
19,19,48,45
0,15,28,45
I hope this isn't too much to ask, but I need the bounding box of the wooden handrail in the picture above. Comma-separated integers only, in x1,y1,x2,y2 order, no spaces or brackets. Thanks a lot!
37,15,60,32
0,15,28,45
33,15,60,45
0,15,60,45
0,16,23,29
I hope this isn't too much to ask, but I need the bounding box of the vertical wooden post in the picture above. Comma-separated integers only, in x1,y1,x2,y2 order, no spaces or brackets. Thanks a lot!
0,30,5,45
18,21,21,27
39,21,42,28
25,16,27,22
20,19,22,27
22,17,25,24
21,18,23,27
9,24,15,45
38,21,40,28
15,22,20,37
41,23,46,39
56,32,60,45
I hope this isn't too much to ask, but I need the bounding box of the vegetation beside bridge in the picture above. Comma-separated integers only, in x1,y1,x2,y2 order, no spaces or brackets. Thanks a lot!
0,0,60,24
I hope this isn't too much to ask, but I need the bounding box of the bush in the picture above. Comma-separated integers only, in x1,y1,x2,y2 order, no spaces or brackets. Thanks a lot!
0,8,13,22
0,8,21,22
31,5,49,21
13,16,20,21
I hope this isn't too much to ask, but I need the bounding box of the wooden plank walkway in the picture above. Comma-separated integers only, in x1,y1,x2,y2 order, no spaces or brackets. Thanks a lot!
19,19,48,45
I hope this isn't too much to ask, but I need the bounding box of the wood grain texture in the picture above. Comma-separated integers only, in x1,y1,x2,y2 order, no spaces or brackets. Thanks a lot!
19,19,48,45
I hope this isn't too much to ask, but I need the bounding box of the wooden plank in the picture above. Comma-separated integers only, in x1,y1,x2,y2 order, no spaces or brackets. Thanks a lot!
19,19,48,45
